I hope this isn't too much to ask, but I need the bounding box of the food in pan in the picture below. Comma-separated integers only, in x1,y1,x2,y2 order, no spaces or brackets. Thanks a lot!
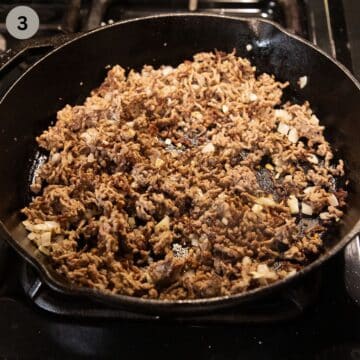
22,51,347,300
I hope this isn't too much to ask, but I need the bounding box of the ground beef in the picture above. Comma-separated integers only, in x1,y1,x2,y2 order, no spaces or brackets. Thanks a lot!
22,51,347,300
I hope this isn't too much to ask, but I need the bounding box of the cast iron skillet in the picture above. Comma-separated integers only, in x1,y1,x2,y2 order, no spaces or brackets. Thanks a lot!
0,14,359,315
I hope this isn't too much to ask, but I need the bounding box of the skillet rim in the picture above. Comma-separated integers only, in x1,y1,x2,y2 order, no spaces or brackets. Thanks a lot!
1,13,360,313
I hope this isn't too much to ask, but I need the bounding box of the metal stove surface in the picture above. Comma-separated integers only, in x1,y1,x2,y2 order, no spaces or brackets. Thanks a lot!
0,1,360,359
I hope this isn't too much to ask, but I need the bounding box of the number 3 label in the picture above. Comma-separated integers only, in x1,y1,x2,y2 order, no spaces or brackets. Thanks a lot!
6,6,39,40
17,16,28,31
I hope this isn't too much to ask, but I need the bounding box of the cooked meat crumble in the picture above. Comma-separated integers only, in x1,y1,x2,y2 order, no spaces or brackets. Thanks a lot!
22,51,347,300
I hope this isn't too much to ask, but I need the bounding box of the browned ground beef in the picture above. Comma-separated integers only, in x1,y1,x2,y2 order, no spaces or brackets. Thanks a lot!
22,51,347,300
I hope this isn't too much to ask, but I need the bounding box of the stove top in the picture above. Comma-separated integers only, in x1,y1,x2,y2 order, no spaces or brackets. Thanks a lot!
0,1,360,359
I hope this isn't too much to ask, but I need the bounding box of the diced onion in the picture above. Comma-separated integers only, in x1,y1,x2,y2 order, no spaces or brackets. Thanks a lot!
304,186,316,194
255,196,276,207
310,115,319,124
275,109,292,122
277,122,290,135
202,142,215,154
242,256,252,265
155,158,165,168
155,216,170,232
251,264,277,280
301,202,313,216
328,193,339,207
249,93,258,102
307,154,319,164
288,128,299,143
320,212,331,220
162,66,173,76
287,195,299,214
252,204,263,214
298,76,308,89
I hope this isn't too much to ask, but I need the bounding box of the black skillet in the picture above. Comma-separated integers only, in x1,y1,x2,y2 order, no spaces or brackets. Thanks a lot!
0,14,359,315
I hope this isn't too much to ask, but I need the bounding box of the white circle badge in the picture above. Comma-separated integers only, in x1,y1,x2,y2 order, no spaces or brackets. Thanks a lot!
6,6,40,40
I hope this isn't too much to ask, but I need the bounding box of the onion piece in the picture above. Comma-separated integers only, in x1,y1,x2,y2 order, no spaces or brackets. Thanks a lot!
301,202,313,216
328,193,339,207
155,158,165,168
310,114,319,125
251,264,277,280
252,204,263,214
155,216,170,232
255,196,276,207
307,154,319,164
162,66,173,76
242,256,252,265
202,142,215,154
275,109,292,122
288,128,299,143
304,186,316,194
320,212,331,220
287,195,299,214
298,75,308,88
249,93,258,102
277,122,290,135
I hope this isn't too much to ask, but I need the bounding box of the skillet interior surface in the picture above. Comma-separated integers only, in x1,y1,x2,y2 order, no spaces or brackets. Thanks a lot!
0,14,360,314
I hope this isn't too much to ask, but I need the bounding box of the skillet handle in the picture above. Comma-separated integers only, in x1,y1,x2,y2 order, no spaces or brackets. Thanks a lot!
344,234,360,305
0,33,79,73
